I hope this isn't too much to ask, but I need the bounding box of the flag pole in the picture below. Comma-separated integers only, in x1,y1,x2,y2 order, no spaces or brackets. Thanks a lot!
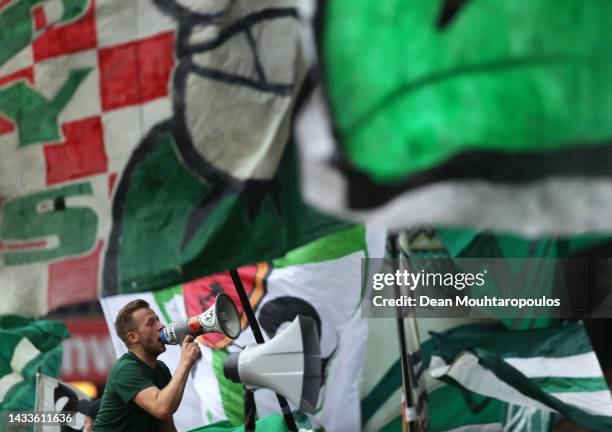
243,387,256,432
388,233,417,432
229,269,298,432
396,231,431,431
389,233,431,431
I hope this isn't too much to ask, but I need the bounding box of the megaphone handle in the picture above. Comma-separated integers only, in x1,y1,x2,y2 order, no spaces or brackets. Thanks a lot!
277,395,298,431
244,387,256,432
229,269,298,432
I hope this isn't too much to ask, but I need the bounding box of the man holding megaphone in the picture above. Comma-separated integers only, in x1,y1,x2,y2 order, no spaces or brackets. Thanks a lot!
94,295,240,432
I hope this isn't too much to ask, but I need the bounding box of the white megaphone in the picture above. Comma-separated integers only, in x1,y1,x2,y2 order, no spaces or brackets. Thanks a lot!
222,315,322,414
159,293,241,345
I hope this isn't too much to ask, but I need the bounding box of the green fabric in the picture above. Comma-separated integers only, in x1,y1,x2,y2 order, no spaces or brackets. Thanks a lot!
474,347,612,431
272,226,365,269
379,416,403,432
188,413,289,432
428,384,506,431
0,316,68,412
431,322,612,431
361,330,552,432
431,322,592,361
0,0,88,66
94,351,171,432
115,135,351,294
0,68,91,147
379,340,514,430
360,359,402,426
212,349,244,427
531,376,609,394
0,0,45,67
0,182,98,266
407,226,597,329
323,0,612,182
153,285,183,324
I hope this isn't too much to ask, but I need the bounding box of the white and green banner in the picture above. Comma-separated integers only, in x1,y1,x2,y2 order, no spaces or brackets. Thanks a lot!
100,228,612,431
100,226,385,431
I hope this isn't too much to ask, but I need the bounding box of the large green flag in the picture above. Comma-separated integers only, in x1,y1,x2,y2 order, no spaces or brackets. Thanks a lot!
429,322,612,431
0,316,68,412
296,0,612,236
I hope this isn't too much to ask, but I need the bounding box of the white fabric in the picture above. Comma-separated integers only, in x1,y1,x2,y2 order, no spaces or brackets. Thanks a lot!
505,352,603,378
430,353,553,412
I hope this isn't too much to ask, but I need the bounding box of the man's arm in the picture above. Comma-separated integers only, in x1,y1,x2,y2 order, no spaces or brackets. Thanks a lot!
133,336,201,421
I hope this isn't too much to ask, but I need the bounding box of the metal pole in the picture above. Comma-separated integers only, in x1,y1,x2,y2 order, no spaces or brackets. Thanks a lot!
229,269,298,432
396,231,430,431
388,233,418,432
243,387,256,432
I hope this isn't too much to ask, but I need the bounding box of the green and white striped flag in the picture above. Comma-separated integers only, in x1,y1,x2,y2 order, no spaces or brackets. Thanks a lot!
359,317,553,432
361,228,612,431
360,316,612,431
0,316,68,412
429,322,612,431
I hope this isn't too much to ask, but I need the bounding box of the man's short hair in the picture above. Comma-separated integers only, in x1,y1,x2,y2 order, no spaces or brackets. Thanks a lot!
115,299,150,347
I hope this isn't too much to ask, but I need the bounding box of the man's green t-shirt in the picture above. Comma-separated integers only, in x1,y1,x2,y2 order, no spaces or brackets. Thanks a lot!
94,351,172,432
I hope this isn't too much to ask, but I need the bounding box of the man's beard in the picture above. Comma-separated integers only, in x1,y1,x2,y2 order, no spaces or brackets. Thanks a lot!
143,339,166,357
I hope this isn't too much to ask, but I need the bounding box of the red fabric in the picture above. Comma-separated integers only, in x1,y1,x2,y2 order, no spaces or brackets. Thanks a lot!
60,317,113,384
183,264,267,348
108,172,118,196
0,0,16,10
33,0,97,62
0,116,14,135
47,240,103,311
44,117,107,185
98,32,174,111
0,67,35,86
32,5,47,32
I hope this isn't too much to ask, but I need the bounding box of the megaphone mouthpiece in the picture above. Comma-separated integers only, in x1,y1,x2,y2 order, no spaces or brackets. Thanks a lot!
222,352,241,382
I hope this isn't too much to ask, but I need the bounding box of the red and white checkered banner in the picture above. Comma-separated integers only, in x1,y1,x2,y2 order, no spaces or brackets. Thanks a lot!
0,0,345,316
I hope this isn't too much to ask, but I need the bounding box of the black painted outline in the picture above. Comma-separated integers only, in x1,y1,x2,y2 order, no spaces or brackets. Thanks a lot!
103,1,299,294
341,143,612,209
437,0,470,30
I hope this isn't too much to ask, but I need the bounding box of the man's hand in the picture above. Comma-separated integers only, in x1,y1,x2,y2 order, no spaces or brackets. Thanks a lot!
134,336,201,421
180,335,201,368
